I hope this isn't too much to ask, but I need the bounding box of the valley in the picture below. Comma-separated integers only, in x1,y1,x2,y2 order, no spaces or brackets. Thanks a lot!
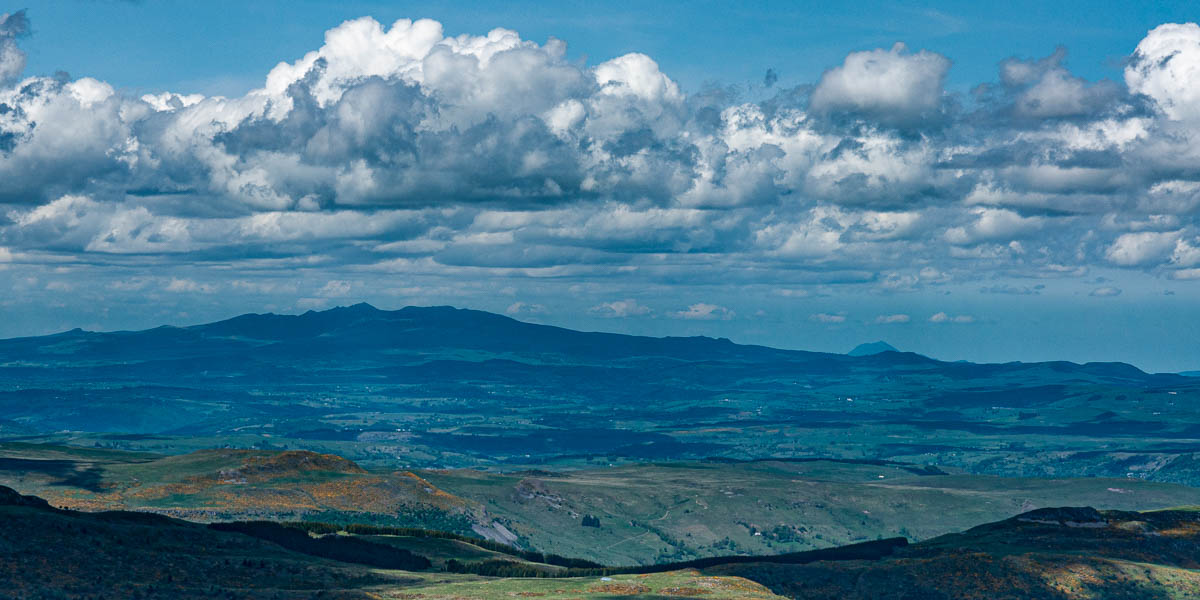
3,305,1200,596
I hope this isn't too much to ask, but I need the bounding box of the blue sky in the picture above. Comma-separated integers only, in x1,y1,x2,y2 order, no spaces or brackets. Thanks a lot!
19,1,1200,97
5,2,1200,371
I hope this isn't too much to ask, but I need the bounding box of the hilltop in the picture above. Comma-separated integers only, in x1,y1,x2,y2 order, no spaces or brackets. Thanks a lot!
0,444,483,534
847,341,899,356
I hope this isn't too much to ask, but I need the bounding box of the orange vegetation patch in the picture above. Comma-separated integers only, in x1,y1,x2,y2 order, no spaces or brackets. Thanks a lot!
1154,522,1200,538
661,586,712,596
208,450,367,484
585,583,651,594
399,471,463,502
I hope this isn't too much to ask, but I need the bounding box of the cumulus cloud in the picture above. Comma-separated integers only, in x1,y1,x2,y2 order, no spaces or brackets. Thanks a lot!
999,48,1121,118
316,280,353,297
165,278,216,294
810,312,847,324
874,313,910,324
1089,286,1122,297
675,303,734,320
945,208,1042,246
2,12,1200,310
810,42,949,121
980,283,1044,295
0,10,29,84
589,298,651,317
929,312,974,323
1105,231,1179,266
505,301,547,316
1127,23,1200,122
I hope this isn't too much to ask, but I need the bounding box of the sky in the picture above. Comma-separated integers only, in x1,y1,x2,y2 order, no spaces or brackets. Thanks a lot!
4,2,1200,371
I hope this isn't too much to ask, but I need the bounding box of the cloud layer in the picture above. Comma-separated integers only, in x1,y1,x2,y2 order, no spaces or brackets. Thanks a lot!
3,15,1200,323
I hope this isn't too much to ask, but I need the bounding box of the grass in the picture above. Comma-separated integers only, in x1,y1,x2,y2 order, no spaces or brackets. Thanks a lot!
368,570,785,599
422,460,1200,565
6,442,1200,567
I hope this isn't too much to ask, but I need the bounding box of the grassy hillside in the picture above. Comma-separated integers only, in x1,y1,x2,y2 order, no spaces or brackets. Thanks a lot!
0,443,481,534
712,506,1200,599
4,481,1199,599
5,443,1200,566
427,459,1200,565
421,459,1200,565
0,484,785,600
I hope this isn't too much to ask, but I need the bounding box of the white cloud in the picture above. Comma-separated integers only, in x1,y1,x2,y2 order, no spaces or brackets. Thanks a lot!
810,312,847,324
589,299,651,318
0,12,1199,313
1089,286,1122,297
929,312,975,323
316,280,353,297
775,289,810,298
0,10,28,83
674,303,734,320
1105,231,1180,266
874,314,910,324
505,301,547,316
1126,22,1200,121
164,278,216,294
1002,48,1120,118
810,42,949,120
945,208,1042,246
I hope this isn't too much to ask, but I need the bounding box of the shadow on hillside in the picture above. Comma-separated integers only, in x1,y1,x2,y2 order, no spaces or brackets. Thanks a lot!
0,457,105,492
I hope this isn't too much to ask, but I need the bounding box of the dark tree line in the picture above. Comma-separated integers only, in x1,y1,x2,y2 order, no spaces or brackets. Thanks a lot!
209,521,432,570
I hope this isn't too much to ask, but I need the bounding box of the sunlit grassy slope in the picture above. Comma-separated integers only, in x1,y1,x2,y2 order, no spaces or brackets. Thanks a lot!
713,506,1200,599
0,442,482,533
5,481,1200,600
5,442,1198,567
422,459,1200,565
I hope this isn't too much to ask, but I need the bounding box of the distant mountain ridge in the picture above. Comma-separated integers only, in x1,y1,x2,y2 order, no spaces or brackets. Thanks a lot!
0,302,1190,465
1,303,926,370
847,341,899,356
0,303,1156,376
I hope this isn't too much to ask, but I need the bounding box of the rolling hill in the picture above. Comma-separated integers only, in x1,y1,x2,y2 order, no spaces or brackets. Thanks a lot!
4,481,1199,600
712,506,1200,599
0,484,784,599
6,443,1200,566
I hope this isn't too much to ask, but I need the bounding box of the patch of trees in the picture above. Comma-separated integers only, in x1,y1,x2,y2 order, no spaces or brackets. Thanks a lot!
208,521,431,571
284,521,603,569
581,514,601,527
306,507,477,535
444,558,558,577
447,537,911,579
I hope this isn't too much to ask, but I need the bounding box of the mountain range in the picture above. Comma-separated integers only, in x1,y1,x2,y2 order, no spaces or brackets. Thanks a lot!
1,304,1198,484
